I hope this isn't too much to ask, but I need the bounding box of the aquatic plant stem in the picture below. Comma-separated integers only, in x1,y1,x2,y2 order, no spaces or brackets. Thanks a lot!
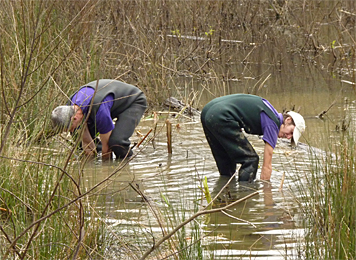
166,119,172,154
139,190,260,260
130,183,179,259
204,168,239,210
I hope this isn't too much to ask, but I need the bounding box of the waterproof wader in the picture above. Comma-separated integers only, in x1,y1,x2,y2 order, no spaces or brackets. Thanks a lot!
201,94,280,182
87,95,146,158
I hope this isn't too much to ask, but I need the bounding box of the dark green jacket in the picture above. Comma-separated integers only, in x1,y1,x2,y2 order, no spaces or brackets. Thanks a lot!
206,94,280,135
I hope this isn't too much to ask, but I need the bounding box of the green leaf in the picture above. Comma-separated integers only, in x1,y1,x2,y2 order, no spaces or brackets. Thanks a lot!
161,192,171,207
202,176,212,207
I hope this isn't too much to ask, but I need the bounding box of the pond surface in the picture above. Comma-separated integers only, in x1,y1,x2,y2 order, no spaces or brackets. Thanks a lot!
83,59,356,259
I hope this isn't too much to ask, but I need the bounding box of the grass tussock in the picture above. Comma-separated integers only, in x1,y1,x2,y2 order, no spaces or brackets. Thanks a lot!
299,131,356,259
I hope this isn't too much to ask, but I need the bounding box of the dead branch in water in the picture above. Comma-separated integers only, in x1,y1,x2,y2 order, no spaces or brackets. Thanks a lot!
139,190,260,260
136,129,152,148
318,101,335,119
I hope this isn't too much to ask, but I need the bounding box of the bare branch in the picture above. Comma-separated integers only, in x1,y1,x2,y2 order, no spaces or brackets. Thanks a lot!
318,101,335,119
139,191,260,260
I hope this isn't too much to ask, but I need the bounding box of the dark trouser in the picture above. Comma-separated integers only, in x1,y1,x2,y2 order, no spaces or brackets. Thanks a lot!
201,105,259,182
88,95,147,159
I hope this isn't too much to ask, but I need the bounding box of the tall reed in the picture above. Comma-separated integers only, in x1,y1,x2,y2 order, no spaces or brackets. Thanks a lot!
0,1,109,258
299,131,356,259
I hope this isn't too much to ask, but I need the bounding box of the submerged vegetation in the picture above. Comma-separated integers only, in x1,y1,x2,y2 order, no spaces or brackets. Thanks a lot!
0,0,355,259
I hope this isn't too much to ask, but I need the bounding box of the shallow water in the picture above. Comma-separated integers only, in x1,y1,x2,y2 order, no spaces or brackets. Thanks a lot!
84,118,305,259
84,107,354,259
82,56,356,259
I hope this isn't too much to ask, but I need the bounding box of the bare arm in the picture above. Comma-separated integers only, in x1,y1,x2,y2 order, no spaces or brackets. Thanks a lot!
82,125,96,156
260,142,273,181
100,130,112,161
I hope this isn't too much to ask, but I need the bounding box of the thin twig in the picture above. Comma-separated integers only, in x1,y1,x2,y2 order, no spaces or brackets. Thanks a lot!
13,79,99,259
51,76,71,102
139,190,260,260
204,168,239,210
318,101,335,119
160,226,218,260
221,210,257,228
0,225,21,258
130,183,178,258
256,73,271,94
136,128,152,148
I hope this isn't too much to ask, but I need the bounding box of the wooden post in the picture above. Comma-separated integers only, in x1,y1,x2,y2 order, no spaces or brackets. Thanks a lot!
152,112,158,149
166,119,172,154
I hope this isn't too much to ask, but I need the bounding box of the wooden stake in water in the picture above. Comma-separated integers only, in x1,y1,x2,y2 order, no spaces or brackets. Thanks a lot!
152,112,158,149
166,119,172,154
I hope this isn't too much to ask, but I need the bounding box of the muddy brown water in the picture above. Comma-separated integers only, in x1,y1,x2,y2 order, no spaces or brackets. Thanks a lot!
83,61,356,259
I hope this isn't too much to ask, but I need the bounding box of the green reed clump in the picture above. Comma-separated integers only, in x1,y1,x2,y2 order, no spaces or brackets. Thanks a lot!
125,170,206,260
0,135,109,259
159,190,204,260
0,2,109,257
300,132,356,259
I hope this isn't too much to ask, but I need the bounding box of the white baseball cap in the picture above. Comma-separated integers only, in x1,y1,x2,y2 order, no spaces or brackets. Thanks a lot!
287,111,306,146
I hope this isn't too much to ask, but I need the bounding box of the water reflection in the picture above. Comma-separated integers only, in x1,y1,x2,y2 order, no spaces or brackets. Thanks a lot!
200,175,299,259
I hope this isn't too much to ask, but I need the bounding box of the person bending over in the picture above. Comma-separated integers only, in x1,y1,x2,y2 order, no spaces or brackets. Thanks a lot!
201,94,305,182
51,79,147,160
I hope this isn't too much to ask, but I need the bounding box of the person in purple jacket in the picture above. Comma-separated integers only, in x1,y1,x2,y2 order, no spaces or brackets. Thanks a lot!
201,94,305,182
51,79,147,160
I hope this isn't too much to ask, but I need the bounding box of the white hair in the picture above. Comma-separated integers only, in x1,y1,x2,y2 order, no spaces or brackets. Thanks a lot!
51,105,75,130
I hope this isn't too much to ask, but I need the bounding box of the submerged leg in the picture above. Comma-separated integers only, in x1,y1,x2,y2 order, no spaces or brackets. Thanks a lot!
109,102,146,159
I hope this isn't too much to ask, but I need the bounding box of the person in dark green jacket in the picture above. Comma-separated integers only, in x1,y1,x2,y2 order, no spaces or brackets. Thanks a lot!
201,94,305,182
51,79,147,160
